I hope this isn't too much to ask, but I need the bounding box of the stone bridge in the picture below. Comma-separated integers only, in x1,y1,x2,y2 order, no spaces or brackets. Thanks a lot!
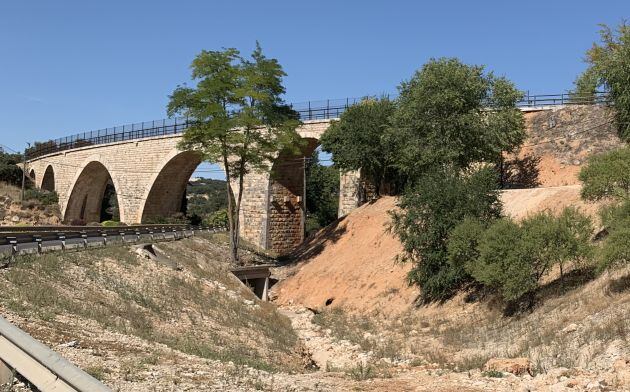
25,119,361,255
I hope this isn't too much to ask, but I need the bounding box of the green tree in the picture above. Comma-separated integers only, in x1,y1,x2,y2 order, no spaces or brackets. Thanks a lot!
169,43,300,261
389,58,526,179
579,146,630,201
0,150,24,186
598,200,630,270
573,22,630,140
305,151,339,234
320,98,401,194
390,167,502,301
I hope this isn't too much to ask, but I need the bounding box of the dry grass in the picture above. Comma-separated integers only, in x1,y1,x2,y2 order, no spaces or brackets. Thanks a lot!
313,265,630,374
0,181,21,200
0,235,300,376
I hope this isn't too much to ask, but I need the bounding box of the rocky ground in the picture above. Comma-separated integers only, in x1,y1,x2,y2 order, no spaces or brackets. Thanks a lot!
0,182,61,226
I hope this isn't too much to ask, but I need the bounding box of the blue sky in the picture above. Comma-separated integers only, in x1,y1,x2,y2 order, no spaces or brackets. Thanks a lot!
0,1,628,177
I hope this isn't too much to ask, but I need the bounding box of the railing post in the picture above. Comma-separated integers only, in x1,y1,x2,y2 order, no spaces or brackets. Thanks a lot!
34,236,42,254
8,237,17,258
58,234,66,251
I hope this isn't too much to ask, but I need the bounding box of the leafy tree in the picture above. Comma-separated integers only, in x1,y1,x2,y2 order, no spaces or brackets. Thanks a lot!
169,43,300,261
579,146,630,201
573,22,630,141
389,58,526,179
305,151,339,234
390,167,502,301
0,151,24,186
320,98,401,194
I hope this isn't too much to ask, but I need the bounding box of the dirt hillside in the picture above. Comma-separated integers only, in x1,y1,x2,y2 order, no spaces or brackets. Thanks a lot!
273,185,602,316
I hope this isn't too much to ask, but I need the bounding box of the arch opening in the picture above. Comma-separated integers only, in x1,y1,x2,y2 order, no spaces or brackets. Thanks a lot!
65,161,120,225
266,138,320,255
141,151,204,223
41,165,55,192
28,169,36,186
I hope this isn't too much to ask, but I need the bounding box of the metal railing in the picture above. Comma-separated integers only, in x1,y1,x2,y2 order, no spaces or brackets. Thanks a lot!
25,92,608,160
0,315,111,391
0,224,227,257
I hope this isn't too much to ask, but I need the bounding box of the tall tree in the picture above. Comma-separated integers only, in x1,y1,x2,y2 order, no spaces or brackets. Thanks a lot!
389,58,525,178
168,43,300,261
388,58,526,301
320,97,401,195
573,22,630,141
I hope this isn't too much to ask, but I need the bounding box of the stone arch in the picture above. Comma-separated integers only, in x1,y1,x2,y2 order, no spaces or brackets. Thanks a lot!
29,169,36,185
139,150,203,222
41,165,55,192
266,138,319,255
64,159,124,224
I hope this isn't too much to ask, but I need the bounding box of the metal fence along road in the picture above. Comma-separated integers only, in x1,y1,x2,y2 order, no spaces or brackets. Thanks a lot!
25,91,608,160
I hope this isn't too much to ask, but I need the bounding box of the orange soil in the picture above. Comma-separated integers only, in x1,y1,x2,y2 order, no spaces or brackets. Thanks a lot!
273,186,602,317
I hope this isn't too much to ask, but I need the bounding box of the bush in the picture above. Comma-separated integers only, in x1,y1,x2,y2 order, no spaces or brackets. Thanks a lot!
579,146,630,201
101,220,121,227
467,208,594,302
390,167,502,301
23,189,59,206
598,200,630,270
0,151,23,186
203,209,228,228
600,227,630,270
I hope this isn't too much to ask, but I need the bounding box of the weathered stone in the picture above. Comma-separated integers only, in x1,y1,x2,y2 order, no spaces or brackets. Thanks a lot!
25,119,362,256
484,358,533,376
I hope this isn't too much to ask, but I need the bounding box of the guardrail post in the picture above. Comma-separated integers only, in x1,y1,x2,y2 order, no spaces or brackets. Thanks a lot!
8,237,17,258
81,232,88,249
58,234,66,251
135,230,140,242
149,230,154,241
102,232,108,246
120,231,125,243
172,228,178,240
34,236,42,254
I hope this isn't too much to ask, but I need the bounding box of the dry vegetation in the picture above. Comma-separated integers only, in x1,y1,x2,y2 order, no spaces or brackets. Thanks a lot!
0,234,304,391
313,264,630,376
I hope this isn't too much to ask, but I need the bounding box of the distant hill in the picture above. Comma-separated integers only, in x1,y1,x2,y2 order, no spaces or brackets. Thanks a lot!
186,178,228,219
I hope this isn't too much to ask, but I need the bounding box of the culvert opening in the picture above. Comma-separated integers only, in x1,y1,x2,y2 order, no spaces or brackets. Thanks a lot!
325,298,334,306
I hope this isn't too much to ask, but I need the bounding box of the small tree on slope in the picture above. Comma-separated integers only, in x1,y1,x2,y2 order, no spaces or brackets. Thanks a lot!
169,43,300,262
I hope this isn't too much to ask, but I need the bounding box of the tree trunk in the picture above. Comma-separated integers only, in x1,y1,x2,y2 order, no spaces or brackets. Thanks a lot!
222,153,238,263
234,155,246,254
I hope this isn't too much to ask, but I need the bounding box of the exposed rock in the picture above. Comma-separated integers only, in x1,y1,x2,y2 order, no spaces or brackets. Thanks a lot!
484,358,533,376
613,358,630,388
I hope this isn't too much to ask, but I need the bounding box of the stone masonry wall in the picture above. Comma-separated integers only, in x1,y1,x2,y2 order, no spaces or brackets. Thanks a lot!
26,119,361,255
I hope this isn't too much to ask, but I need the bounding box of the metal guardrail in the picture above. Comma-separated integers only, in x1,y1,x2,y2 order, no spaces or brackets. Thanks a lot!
0,224,227,257
25,92,608,160
0,315,111,391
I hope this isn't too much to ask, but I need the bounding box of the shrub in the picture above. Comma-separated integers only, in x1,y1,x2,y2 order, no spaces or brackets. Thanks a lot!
468,209,594,302
390,167,502,301
23,189,59,206
101,220,121,227
600,227,630,270
579,146,630,201
203,209,228,228
598,200,630,270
